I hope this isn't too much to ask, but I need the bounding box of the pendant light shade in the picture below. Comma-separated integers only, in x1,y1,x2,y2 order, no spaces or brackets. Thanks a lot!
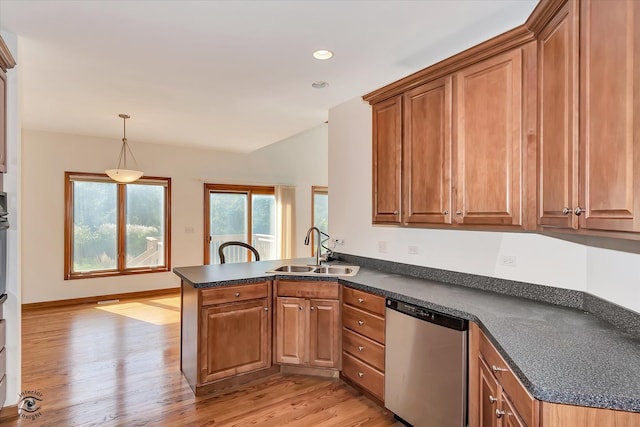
106,114,143,183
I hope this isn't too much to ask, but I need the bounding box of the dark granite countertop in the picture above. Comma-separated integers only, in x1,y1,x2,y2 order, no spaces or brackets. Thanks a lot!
173,258,640,413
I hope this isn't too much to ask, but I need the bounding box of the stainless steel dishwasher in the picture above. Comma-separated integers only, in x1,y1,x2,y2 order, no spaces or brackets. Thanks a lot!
385,298,468,427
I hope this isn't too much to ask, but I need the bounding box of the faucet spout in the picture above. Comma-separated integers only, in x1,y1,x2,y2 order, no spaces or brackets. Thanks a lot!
304,227,322,266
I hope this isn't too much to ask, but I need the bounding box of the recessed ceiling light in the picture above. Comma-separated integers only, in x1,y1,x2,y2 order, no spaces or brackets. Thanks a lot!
312,81,329,89
313,49,334,60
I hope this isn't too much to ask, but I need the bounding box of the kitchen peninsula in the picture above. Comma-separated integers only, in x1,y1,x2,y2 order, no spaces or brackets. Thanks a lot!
174,256,640,426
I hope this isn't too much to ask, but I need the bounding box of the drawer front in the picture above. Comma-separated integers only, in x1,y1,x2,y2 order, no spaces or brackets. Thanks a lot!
343,305,385,344
479,332,534,426
342,327,385,372
276,280,339,299
342,286,386,317
0,348,5,379
201,282,269,306
0,374,5,410
342,352,384,401
0,319,5,348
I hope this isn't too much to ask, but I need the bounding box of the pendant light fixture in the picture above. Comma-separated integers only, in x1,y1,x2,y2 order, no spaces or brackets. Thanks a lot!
106,113,143,183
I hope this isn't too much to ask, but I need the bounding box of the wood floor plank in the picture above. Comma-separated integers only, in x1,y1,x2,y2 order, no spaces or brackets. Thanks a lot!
4,293,400,426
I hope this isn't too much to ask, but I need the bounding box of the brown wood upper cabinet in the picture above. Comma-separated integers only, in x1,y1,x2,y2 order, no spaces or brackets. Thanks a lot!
372,43,532,228
538,0,640,233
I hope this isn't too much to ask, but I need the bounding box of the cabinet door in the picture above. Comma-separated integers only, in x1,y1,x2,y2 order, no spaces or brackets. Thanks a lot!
455,49,523,226
538,0,579,229
579,0,640,231
199,299,270,384
503,392,527,427
403,76,453,224
372,95,402,224
275,297,306,365
0,69,6,173
308,299,340,368
479,359,500,427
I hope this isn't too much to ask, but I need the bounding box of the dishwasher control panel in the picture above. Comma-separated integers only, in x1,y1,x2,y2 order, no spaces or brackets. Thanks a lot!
386,298,468,331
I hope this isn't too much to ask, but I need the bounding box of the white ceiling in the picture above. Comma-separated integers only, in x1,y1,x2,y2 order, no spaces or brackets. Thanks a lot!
0,0,537,153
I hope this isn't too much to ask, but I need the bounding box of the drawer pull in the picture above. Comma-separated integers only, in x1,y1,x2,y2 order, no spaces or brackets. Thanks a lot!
357,298,365,303
358,372,364,378
235,292,240,297
496,409,505,419
491,364,508,373
357,320,365,326
358,346,364,352
489,395,497,404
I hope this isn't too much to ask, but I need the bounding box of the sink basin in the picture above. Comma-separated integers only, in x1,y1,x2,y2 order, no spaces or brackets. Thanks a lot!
267,264,359,277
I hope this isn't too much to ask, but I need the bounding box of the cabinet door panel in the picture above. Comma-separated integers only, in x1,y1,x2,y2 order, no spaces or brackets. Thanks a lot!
275,297,306,365
503,392,527,427
199,299,269,383
403,77,453,224
308,299,340,368
538,1,579,229
0,70,6,173
372,96,402,223
479,359,500,427
455,49,523,226
580,0,640,231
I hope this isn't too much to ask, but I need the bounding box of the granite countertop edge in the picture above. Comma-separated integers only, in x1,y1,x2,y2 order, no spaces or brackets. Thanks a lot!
173,261,640,414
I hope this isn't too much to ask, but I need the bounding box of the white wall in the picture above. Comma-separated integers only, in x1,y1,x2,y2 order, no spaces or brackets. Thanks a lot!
1,29,21,407
328,96,640,314
22,123,327,304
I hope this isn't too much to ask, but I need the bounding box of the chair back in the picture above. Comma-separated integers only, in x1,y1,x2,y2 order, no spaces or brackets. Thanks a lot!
218,241,260,264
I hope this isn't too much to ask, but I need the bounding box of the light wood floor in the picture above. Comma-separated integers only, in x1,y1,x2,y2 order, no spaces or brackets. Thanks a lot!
4,293,399,426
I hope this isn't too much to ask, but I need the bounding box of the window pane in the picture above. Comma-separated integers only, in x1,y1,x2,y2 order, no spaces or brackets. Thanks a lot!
209,193,248,264
252,194,276,261
125,184,166,269
72,181,117,272
313,190,329,256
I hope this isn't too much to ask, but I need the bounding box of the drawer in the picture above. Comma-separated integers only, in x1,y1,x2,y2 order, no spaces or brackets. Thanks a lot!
342,352,384,401
0,347,5,378
0,374,5,409
342,327,385,372
0,319,4,348
276,280,339,299
343,305,385,344
342,286,385,317
479,331,535,426
201,282,269,306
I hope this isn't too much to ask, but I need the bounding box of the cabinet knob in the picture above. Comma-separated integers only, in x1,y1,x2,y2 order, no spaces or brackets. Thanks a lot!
357,320,365,326
310,306,315,311
496,409,505,419
456,210,462,216
235,292,240,297
358,372,364,378
264,307,268,311
299,305,304,310
357,298,365,303
358,346,364,352
562,207,572,215
491,365,508,373
489,395,497,404
574,207,584,216
393,210,399,215
443,210,449,215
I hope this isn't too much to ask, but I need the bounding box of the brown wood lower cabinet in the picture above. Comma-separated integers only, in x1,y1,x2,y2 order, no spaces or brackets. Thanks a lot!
181,281,274,395
341,286,386,403
274,280,340,369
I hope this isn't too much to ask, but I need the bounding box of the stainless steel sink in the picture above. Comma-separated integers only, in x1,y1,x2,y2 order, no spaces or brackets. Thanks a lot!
267,264,359,277
272,265,316,273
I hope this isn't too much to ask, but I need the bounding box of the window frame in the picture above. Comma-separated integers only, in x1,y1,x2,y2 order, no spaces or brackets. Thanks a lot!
311,186,329,257
204,183,275,265
64,172,172,280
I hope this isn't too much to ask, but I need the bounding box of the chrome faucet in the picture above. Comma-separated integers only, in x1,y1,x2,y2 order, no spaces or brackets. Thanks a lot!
304,226,323,266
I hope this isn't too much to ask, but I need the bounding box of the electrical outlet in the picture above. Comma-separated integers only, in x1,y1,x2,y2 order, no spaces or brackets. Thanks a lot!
333,239,345,245
408,245,419,255
184,226,195,234
500,255,517,267
378,241,388,253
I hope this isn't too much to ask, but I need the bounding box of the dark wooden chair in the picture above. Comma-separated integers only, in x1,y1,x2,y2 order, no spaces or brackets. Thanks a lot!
218,241,260,264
